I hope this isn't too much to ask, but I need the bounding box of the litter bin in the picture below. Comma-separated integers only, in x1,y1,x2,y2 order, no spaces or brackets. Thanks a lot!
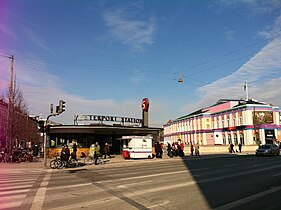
122,150,130,159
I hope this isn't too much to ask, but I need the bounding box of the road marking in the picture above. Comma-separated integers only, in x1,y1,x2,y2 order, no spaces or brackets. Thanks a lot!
272,173,281,177
0,181,35,187
0,194,26,202
0,184,33,191
117,181,153,189
47,182,93,191
0,201,22,210
0,178,37,183
30,170,52,210
0,189,30,196
147,200,170,208
213,185,281,210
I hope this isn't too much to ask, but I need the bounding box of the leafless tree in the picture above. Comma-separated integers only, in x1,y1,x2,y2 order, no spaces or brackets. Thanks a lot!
1,83,39,149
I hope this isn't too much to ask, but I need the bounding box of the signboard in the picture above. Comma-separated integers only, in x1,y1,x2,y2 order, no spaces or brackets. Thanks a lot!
253,111,273,124
142,98,149,112
74,114,143,125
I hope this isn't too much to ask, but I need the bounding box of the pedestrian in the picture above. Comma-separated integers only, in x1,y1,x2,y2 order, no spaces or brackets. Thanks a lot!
229,143,235,153
72,143,77,160
94,142,100,165
195,143,200,157
167,143,173,158
103,143,111,159
60,145,66,161
190,143,194,156
88,144,95,164
238,143,242,153
156,142,162,158
159,143,163,158
65,145,70,161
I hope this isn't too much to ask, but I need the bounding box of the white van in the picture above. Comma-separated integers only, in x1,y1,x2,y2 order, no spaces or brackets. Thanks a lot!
122,136,153,159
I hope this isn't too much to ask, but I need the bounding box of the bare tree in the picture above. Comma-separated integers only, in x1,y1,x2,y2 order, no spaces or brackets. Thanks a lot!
2,83,39,150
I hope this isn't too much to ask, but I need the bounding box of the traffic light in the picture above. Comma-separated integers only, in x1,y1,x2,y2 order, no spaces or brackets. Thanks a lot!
44,124,50,133
38,120,45,133
58,100,66,114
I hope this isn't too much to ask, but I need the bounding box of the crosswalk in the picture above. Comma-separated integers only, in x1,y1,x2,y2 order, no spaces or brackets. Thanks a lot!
0,168,46,210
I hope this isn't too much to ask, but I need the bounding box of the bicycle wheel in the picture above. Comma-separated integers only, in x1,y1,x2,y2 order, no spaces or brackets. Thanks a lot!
50,160,58,169
70,159,78,167
57,160,64,169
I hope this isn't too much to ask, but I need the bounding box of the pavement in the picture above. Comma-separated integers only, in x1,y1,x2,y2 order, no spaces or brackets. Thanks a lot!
0,150,255,171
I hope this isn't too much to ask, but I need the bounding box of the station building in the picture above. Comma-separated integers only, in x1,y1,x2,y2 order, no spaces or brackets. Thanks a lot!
46,99,163,157
163,99,281,146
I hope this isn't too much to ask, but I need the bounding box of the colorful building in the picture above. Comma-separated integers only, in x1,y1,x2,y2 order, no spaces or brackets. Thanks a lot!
163,99,281,146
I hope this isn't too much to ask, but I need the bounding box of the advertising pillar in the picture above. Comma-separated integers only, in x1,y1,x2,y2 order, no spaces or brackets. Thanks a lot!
142,98,149,127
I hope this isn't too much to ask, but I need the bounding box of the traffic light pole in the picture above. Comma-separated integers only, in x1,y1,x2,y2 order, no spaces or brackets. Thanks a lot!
43,113,58,167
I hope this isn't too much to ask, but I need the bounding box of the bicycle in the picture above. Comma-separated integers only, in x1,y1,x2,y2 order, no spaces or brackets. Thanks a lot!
50,153,63,169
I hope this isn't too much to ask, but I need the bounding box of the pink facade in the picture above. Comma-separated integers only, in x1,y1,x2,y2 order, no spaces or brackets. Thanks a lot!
203,101,239,114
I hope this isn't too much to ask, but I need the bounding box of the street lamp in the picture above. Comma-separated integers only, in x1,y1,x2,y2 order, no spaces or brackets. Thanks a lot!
178,74,183,83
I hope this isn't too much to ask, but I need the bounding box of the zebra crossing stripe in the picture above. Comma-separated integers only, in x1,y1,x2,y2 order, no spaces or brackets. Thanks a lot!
30,171,52,210
0,189,30,196
0,201,22,210
0,184,33,191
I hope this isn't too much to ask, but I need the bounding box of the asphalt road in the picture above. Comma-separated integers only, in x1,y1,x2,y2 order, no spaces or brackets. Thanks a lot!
1,155,281,210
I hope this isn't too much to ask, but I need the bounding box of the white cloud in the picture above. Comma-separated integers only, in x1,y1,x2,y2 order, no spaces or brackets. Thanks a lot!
0,56,167,127
181,18,281,114
102,7,155,51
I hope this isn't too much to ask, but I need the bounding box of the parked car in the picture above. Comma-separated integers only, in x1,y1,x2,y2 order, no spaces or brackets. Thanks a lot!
256,144,280,156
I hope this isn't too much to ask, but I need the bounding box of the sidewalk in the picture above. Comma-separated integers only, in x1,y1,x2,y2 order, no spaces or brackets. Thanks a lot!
0,151,255,171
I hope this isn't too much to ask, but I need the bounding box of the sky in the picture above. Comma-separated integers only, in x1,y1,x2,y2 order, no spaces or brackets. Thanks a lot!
0,0,281,127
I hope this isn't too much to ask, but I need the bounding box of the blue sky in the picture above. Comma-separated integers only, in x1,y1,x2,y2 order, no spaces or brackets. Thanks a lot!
1,0,281,127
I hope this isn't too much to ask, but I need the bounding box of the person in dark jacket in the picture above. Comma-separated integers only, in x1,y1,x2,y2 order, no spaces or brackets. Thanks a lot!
103,143,111,159
238,143,242,153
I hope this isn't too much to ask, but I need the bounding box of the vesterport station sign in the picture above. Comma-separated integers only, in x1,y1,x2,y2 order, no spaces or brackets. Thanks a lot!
74,114,143,125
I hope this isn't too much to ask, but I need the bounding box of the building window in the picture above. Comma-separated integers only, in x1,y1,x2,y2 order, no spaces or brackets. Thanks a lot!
239,117,243,125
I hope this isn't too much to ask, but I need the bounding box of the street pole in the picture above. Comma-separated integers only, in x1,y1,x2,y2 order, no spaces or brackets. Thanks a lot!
44,113,57,167
7,55,14,153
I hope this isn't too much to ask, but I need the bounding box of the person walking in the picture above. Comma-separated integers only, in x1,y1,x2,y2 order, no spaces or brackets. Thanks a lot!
103,143,111,159
65,145,70,161
72,143,77,160
238,143,242,153
195,143,200,157
167,143,173,158
229,143,235,153
190,143,194,156
94,142,100,165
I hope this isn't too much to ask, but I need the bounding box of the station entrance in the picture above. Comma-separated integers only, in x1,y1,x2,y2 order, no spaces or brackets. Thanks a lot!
47,124,162,157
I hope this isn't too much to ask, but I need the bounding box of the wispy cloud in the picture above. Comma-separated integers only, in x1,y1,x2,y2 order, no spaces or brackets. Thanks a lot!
0,23,18,40
22,27,53,54
181,15,281,113
131,69,146,84
1,56,164,126
102,6,155,52
210,0,281,15
224,29,235,41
